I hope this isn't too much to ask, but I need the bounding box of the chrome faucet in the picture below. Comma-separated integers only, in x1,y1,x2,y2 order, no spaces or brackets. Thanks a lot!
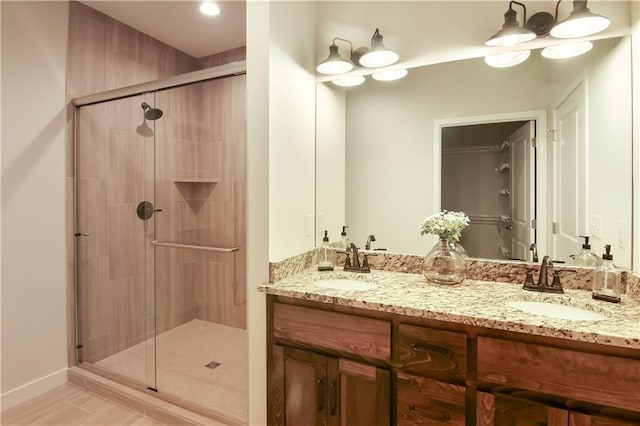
365,234,376,251
343,243,371,273
529,243,538,263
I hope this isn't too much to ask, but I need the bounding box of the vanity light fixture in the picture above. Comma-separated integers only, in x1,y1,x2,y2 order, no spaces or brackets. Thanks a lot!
317,38,354,75
371,68,408,81
484,50,531,68
550,0,610,38
331,75,365,87
541,41,593,59
357,28,399,68
199,1,220,16
486,1,537,47
486,0,610,45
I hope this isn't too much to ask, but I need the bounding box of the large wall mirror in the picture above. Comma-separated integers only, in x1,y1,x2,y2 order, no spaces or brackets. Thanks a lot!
316,36,633,269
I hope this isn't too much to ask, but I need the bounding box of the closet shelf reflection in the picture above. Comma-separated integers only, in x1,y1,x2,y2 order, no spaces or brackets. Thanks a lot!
152,241,239,253
495,163,511,172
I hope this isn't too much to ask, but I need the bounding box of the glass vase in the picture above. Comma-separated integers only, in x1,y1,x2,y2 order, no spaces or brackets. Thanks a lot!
423,238,467,285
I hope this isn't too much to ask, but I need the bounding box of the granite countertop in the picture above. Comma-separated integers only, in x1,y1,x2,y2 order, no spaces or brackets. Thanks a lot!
258,268,640,350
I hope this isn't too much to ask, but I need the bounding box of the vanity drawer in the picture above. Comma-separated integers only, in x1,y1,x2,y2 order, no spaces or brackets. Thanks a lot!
397,324,467,383
397,372,465,425
273,303,391,362
477,336,640,412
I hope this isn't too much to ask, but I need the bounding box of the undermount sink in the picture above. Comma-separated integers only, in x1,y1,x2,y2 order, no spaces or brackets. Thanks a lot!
315,278,376,291
506,301,608,321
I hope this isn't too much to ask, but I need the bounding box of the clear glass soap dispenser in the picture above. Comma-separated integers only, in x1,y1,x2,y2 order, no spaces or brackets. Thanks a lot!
574,236,602,267
336,225,349,252
317,230,335,271
592,244,620,303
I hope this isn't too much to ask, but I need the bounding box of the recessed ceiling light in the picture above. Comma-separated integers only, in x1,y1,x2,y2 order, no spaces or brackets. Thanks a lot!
200,2,220,16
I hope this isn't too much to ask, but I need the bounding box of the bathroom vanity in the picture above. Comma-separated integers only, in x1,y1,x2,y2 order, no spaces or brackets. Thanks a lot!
259,269,640,425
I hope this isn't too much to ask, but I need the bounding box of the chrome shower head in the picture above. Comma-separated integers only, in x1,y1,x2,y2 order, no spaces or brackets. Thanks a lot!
141,102,163,120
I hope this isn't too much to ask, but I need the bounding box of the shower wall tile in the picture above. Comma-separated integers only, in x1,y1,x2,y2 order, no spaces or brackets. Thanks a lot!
77,256,109,362
106,273,146,355
77,103,109,180
195,46,246,69
173,139,198,180
77,178,108,260
203,257,245,329
67,3,108,99
107,129,144,205
108,204,144,280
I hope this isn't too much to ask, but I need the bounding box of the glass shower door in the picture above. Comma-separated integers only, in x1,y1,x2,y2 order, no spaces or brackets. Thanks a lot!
75,93,157,390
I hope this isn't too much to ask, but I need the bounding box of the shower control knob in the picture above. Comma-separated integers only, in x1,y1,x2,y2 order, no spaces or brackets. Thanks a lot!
136,201,158,220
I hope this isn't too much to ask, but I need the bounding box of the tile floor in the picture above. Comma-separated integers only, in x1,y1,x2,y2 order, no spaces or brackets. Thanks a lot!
1,383,167,425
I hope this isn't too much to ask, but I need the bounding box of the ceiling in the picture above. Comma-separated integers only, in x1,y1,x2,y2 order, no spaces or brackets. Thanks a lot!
80,0,246,58
80,1,629,65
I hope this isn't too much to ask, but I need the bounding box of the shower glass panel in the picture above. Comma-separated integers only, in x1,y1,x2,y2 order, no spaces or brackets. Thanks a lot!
151,76,247,421
75,93,158,389
75,71,247,423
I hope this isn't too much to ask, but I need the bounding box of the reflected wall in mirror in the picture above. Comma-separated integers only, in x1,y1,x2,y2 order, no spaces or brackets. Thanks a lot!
316,36,633,269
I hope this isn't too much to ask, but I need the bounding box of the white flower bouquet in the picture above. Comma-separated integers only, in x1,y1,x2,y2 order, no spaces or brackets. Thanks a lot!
419,210,470,241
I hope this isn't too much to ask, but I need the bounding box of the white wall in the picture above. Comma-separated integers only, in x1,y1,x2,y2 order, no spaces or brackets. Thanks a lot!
246,1,270,423
632,2,640,273
268,1,318,261
1,1,70,409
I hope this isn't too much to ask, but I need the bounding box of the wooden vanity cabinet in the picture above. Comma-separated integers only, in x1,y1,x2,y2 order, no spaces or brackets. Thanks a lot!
269,301,392,425
396,324,468,425
267,296,640,426
271,345,390,426
476,391,569,426
476,392,640,426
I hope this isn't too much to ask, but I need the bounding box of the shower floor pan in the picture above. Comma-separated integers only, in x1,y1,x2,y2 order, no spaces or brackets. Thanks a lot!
96,319,248,423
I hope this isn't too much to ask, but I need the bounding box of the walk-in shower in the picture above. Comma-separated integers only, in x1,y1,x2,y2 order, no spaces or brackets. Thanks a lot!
73,63,247,425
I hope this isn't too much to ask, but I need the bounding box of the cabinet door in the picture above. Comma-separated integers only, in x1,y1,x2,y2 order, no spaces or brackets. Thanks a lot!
569,412,640,425
476,391,568,426
397,372,465,425
332,358,390,426
271,345,327,426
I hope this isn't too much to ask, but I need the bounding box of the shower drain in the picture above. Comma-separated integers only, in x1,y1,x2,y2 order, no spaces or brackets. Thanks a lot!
205,361,221,369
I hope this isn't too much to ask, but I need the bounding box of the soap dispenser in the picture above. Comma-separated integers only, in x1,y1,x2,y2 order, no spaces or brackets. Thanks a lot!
317,230,335,271
592,244,621,303
574,236,602,267
336,226,350,252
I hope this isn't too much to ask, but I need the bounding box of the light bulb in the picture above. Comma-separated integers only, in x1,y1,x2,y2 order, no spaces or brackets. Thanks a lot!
541,41,593,59
371,69,408,81
484,50,531,68
332,75,365,87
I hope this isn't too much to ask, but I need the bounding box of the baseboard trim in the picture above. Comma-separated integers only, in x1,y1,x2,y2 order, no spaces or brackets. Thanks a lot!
1,368,68,411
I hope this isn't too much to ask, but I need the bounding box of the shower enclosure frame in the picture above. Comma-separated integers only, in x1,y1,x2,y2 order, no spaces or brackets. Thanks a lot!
71,61,247,424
